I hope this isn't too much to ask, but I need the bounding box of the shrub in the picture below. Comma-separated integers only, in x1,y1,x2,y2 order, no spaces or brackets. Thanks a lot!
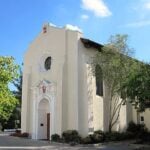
81,135,93,144
10,132,29,138
136,127,149,141
94,130,103,135
127,122,137,133
81,131,105,144
104,131,134,141
51,134,61,142
127,122,146,134
127,121,150,142
104,132,122,141
123,131,135,140
62,130,81,143
81,129,144,144
92,130,105,143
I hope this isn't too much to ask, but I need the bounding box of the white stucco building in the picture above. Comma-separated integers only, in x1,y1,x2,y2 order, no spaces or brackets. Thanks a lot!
21,24,150,140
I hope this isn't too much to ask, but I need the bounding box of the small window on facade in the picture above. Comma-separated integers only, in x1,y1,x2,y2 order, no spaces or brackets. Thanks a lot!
44,57,51,70
141,116,144,122
95,65,103,96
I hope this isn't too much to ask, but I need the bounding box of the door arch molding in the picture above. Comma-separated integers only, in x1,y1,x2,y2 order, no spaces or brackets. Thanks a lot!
31,80,56,140
32,93,55,140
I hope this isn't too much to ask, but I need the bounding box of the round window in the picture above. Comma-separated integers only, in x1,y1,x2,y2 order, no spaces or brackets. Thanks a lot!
44,57,51,70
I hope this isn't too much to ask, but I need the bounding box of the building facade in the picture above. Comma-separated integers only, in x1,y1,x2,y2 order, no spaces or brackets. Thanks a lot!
21,24,150,140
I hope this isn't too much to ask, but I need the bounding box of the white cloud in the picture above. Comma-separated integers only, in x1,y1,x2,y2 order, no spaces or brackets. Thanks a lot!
131,0,150,20
126,20,150,27
49,23,57,27
143,1,150,9
127,1,150,28
135,0,150,10
81,0,111,17
64,24,82,32
81,14,89,20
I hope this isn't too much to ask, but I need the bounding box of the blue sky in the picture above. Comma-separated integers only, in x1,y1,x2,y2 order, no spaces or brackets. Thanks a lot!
0,0,150,65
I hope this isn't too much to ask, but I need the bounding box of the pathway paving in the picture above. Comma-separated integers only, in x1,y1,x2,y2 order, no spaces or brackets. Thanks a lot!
0,134,149,150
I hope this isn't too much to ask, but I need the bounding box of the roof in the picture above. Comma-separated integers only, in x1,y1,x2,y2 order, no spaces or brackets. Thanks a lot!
80,38,103,52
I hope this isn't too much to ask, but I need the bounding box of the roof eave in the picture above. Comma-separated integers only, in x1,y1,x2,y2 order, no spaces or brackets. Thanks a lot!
80,38,103,52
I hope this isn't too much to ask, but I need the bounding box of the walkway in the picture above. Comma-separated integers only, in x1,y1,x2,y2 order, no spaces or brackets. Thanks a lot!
0,134,149,150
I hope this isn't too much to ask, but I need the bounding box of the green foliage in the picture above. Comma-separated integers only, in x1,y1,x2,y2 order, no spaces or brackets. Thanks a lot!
127,122,142,133
81,135,93,144
0,56,19,126
93,34,134,94
51,134,61,142
0,56,18,84
3,68,23,129
62,130,81,143
127,122,148,135
92,34,135,131
12,68,22,105
94,34,150,112
123,63,150,111
81,130,105,144
127,122,150,142
81,130,134,144
51,128,149,144
105,132,130,141
92,130,105,142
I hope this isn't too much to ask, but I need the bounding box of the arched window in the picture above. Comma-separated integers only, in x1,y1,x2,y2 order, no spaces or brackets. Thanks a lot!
95,65,103,96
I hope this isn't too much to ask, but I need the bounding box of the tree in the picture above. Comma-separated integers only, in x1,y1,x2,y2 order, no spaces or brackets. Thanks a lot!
0,56,19,129
92,34,135,132
3,68,22,129
12,67,22,128
13,67,22,106
124,62,150,111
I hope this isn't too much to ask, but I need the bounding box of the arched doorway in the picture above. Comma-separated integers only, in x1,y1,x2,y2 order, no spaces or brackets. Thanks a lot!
37,99,50,140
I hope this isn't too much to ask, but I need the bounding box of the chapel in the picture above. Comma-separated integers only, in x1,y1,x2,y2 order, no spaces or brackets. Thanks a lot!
21,24,150,140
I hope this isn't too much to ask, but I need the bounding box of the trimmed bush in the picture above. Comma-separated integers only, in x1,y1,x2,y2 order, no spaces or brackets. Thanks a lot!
127,121,150,143
136,127,150,142
92,130,105,143
62,130,81,143
81,135,93,144
81,131,105,144
127,122,146,134
105,132,125,141
51,134,61,142
123,131,135,140
127,122,147,133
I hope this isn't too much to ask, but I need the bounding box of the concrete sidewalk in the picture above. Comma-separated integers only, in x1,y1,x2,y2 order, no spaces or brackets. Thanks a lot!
0,135,149,150
0,135,50,147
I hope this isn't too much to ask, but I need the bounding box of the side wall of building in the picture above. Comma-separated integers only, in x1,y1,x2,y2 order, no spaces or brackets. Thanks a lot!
78,41,104,135
132,106,150,130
